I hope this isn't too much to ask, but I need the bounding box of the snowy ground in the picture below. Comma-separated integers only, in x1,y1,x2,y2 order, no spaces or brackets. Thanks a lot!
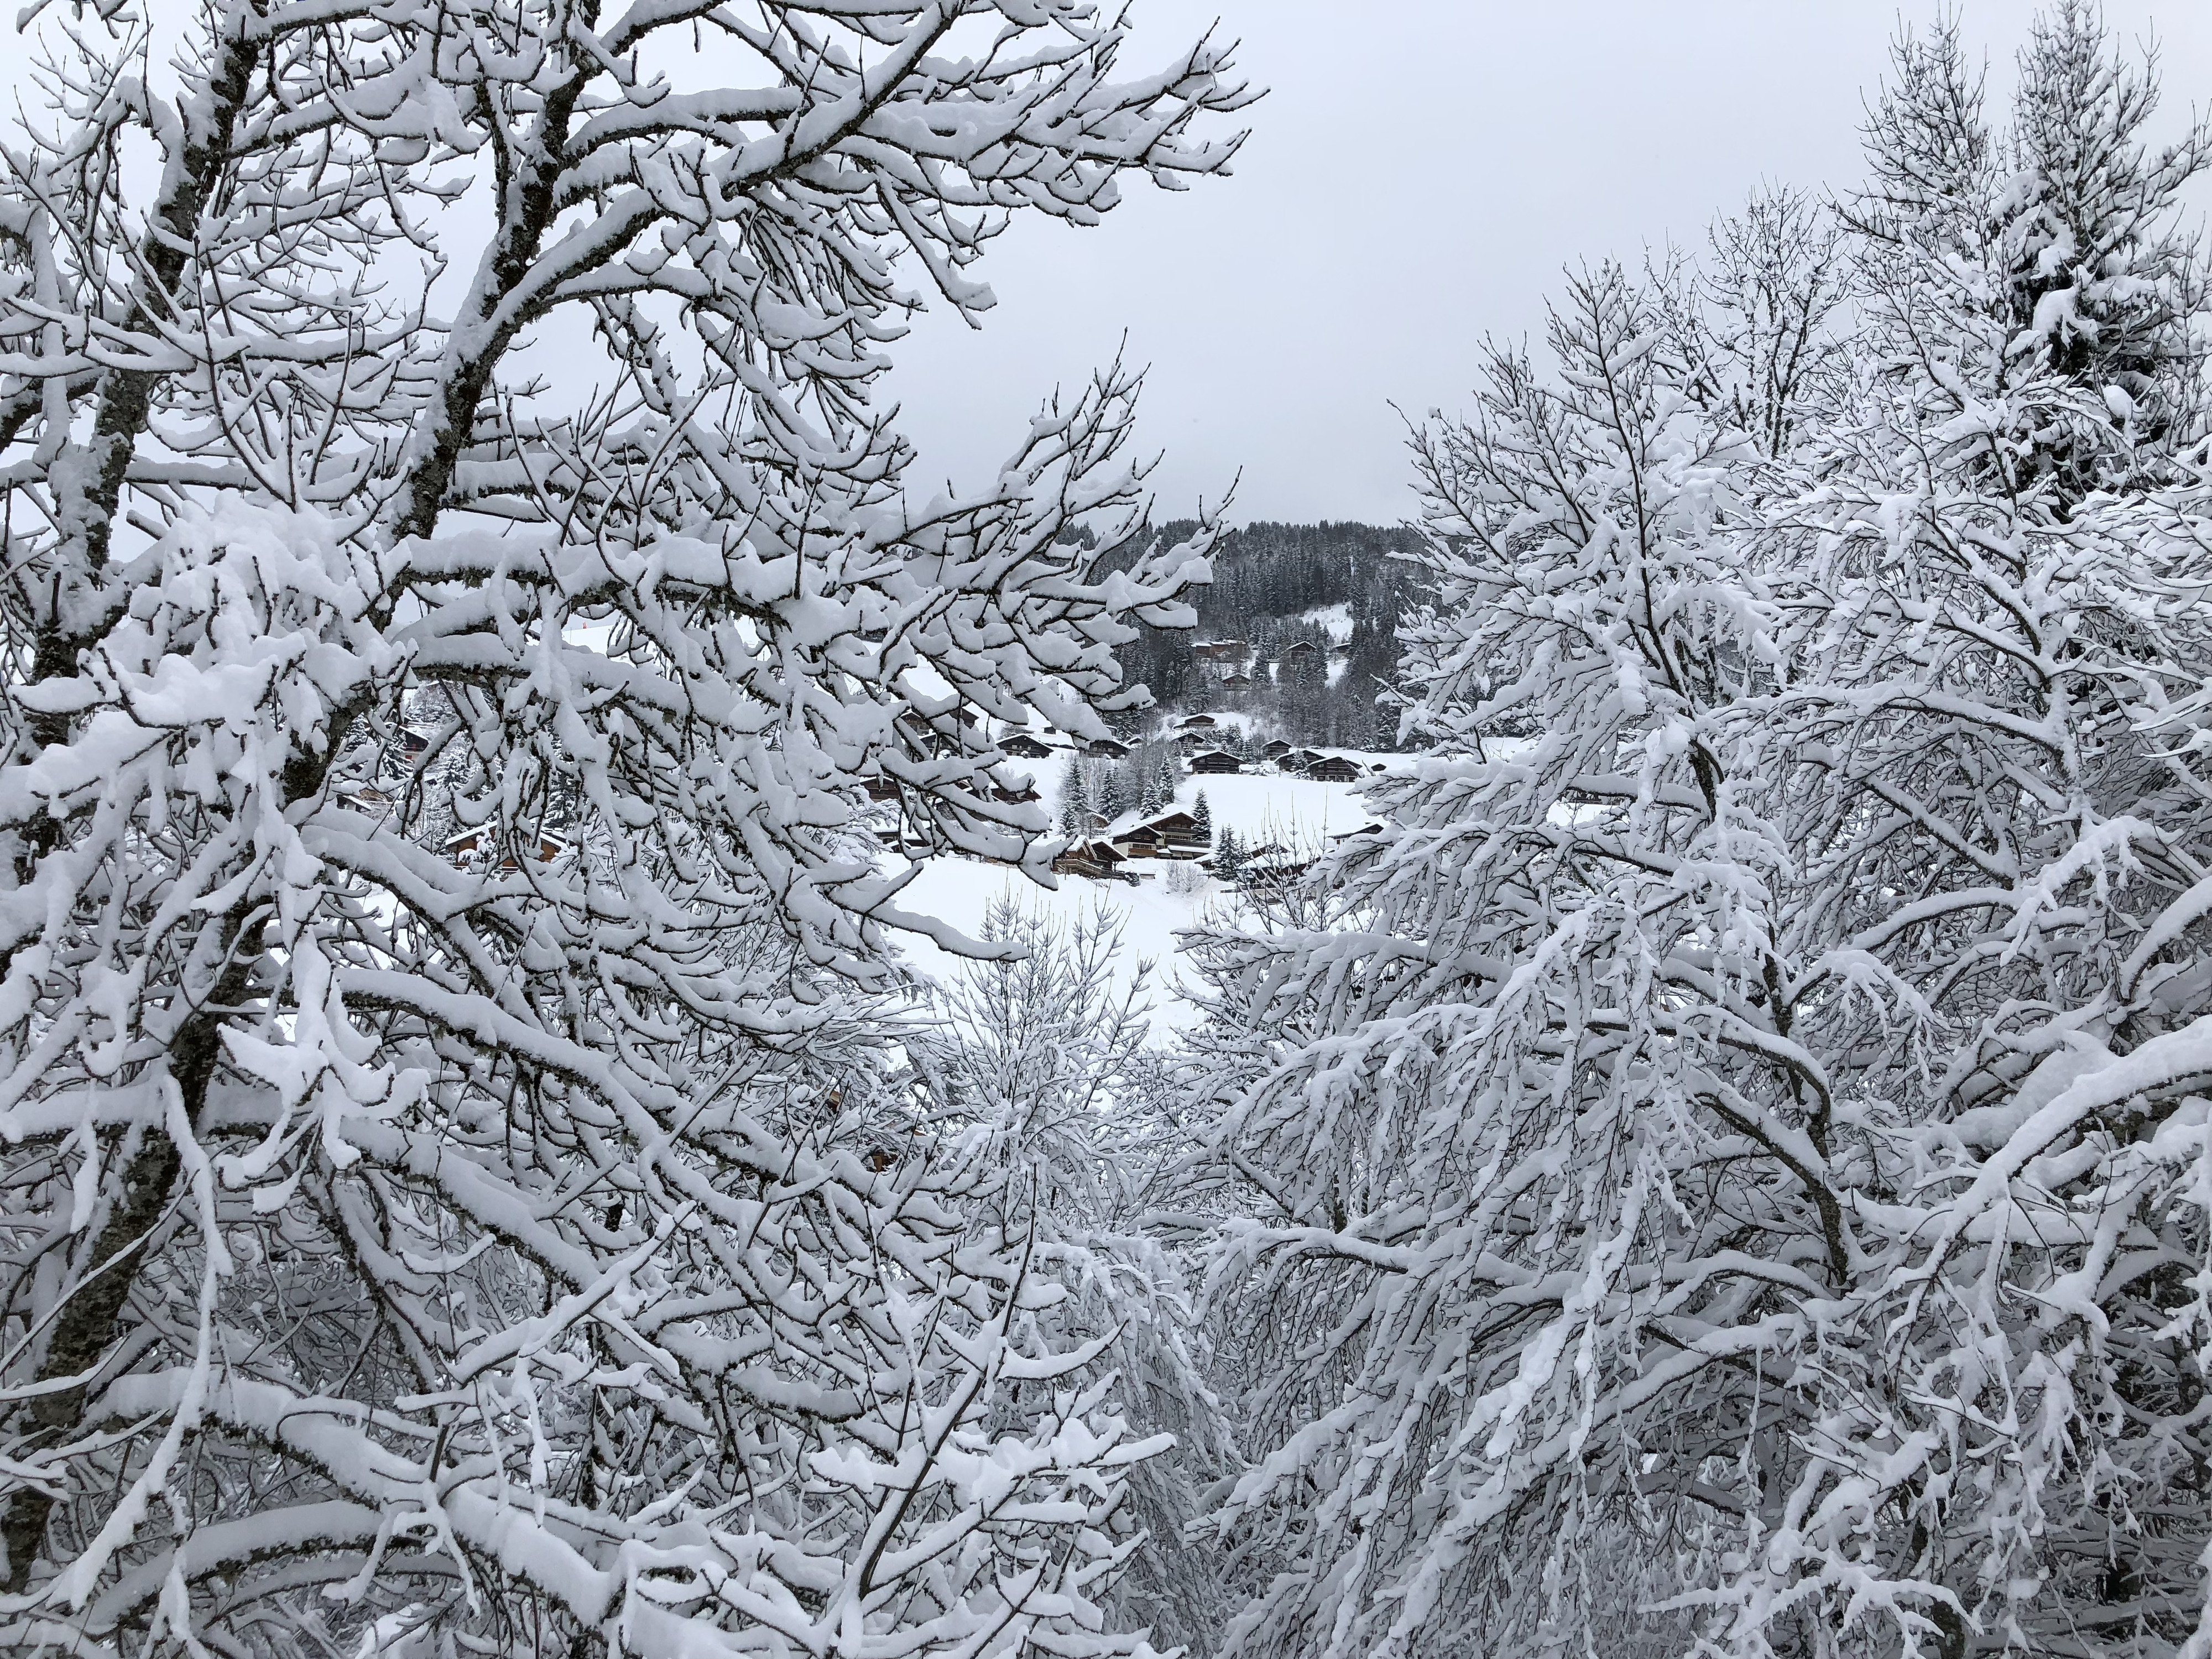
1302,602,1355,645
885,759,1389,1034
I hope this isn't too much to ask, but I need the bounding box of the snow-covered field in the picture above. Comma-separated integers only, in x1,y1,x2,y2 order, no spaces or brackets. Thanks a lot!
886,760,1389,1031
1302,602,1355,644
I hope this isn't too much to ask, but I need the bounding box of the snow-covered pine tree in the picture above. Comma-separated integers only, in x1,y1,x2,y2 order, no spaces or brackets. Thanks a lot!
1213,826,1243,882
1100,759,1129,823
1193,790,1213,844
1842,7,2211,506
1138,752,1164,816
1060,754,1091,836
1999,1,2211,488
0,2,1247,1651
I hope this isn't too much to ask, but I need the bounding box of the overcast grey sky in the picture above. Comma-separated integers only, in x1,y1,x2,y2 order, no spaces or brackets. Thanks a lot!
878,1,2212,527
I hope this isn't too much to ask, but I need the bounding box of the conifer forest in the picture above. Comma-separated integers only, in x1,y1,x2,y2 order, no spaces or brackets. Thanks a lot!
3,2,2212,1655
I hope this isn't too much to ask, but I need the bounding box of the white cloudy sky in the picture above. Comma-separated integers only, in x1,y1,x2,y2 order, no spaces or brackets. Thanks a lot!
878,1,2212,525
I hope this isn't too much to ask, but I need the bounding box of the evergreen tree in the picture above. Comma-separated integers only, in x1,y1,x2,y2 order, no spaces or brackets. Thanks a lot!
1193,790,1213,843
2001,1,2210,479
1058,753,1090,828
1213,825,1244,881
1100,760,1128,822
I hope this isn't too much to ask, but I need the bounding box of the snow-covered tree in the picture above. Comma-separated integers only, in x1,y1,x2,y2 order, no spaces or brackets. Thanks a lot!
924,898,1237,1653
1193,790,1213,844
1212,826,1243,884
1099,758,1128,823
1155,744,1184,810
1843,7,2211,506
0,1,1247,1651
1688,186,1856,459
1185,14,2212,1657
1186,259,1772,1659
2001,2,2210,471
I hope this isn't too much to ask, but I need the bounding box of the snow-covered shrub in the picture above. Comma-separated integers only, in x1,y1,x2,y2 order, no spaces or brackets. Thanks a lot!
1164,859,1208,898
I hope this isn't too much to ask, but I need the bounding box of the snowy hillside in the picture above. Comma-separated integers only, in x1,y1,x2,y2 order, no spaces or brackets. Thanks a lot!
889,758,1387,1029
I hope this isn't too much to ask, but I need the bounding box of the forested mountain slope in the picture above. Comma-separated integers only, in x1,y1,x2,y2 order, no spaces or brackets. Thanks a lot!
1100,520,1430,747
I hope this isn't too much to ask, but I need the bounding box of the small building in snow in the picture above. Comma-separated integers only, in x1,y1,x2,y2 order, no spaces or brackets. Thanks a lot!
1144,810,1208,849
1111,824,1165,858
446,825,572,868
1051,841,1130,880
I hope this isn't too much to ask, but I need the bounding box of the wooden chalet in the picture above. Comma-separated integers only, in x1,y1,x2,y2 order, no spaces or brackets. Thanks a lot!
1084,736,1132,760
1283,639,1320,660
1192,639,1248,664
1177,713,1218,729
1110,823,1165,857
1144,810,1207,849
1244,855,1313,888
1308,755,1362,783
446,825,573,868
863,776,901,802
1190,749,1243,775
1000,732,1055,759
1220,672,1253,688
1262,739,1292,758
1051,840,1129,880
